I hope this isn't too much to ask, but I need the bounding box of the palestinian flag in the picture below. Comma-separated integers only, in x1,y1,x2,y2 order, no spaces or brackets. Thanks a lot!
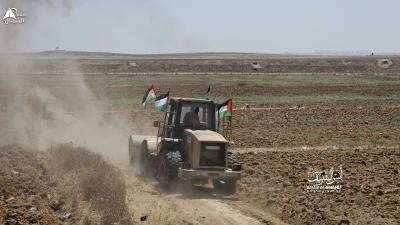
142,85,157,107
155,92,169,112
204,85,211,100
218,99,233,119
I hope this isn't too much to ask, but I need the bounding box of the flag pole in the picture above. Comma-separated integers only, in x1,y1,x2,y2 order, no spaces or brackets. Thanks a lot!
217,103,220,133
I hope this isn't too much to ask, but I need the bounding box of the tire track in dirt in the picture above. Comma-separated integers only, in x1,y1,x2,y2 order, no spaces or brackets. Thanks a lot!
122,169,284,225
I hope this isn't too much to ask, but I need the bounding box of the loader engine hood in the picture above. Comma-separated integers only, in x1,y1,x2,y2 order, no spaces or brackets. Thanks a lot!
184,129,228,143
183,129,228,169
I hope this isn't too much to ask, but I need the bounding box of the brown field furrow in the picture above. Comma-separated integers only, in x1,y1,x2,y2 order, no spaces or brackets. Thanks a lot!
237,147,400,225
1,53,400,225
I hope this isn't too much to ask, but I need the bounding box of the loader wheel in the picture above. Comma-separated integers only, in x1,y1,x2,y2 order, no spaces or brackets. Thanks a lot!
213,179,237,195
227,153,238,169
158,151,182,189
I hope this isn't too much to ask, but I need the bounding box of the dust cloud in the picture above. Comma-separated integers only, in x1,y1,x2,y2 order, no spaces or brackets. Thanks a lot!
0,0,74,52
0,0,205,53
0,1,148,165
0,56,135,164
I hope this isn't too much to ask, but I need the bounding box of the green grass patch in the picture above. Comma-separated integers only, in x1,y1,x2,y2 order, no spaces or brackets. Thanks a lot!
20,73,400,88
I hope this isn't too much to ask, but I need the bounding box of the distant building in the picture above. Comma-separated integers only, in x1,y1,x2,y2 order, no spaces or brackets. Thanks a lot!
250,62,262,71
377,59,393,69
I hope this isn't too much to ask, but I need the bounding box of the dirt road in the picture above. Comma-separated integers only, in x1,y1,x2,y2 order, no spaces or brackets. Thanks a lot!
123,168,285,225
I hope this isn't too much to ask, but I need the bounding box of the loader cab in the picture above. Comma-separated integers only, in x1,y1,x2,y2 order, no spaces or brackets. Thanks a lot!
164,98,216,139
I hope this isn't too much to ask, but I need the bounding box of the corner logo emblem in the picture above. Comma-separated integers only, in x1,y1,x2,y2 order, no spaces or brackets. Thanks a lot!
2,8,25,25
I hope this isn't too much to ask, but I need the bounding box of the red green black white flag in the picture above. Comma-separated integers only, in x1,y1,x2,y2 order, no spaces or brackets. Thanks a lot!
155,92,169,112
218,99,233,118
142,85,157,107
204,85,211,100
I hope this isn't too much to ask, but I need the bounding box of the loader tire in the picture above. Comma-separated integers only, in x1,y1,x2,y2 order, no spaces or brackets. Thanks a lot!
227,153,238,169
213,179,237,195
158,151,182,189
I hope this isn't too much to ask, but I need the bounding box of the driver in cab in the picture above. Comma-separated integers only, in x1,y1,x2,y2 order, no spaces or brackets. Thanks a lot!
183,106,200,130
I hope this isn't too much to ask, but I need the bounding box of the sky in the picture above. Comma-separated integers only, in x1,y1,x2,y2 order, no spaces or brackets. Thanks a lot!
0,0,399,54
